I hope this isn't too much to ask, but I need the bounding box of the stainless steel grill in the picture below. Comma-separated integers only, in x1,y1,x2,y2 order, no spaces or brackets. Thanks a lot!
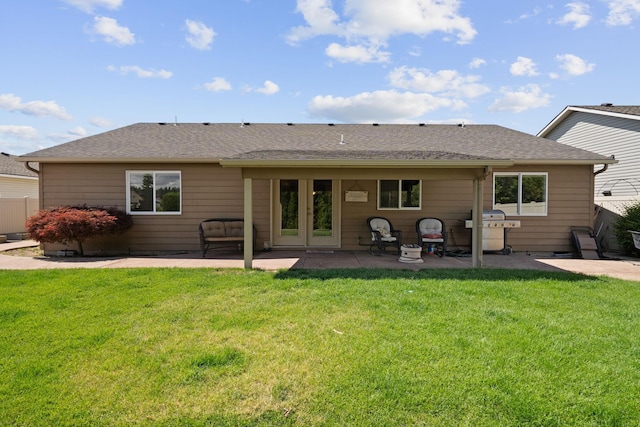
465,210,521,253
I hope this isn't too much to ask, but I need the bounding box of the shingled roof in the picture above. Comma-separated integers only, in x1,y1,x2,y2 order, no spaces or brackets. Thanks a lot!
0,152,38,177
20,122,614,166
574,105,640,117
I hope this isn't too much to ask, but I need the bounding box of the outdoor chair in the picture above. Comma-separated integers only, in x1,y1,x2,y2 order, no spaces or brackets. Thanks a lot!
367,216,402,255
416,217,447,257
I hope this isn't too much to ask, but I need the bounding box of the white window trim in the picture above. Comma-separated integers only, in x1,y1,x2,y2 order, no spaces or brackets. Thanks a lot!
377,179,422,210
126,170,182,215
493,172,548,216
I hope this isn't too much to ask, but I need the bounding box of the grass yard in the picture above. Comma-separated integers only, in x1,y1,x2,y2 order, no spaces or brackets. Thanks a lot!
1,267,639,426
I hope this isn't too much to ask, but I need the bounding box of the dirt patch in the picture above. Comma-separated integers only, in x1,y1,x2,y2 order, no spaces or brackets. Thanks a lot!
3,246,44,257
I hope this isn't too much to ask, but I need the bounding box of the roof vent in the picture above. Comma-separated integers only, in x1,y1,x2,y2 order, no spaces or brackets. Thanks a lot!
601,103,613,107
419,123,426,127
372,123,379,126
458,122,465,128
1,152,10,157
287,123,294,126
328,123,335,126
203,122,210,126
158,122,167,125
339,134,345,145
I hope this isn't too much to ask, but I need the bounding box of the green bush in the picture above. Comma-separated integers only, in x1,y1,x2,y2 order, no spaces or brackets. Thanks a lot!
614,200,640,256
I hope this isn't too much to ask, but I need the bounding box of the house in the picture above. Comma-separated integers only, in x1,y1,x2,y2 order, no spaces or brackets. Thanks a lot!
0,152,39,236
19,122,615,268
538,105,640,250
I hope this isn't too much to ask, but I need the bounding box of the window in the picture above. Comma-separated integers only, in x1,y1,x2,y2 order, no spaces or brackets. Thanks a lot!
493,173,547,216
127,171,181,214
378,180,421,210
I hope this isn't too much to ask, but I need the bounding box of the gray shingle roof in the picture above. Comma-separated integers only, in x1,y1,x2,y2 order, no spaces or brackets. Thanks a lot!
0,152,38,177
575,105,640,117
20,122,613,164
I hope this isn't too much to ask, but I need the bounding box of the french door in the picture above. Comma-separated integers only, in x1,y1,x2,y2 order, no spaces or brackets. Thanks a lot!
273,179,339,247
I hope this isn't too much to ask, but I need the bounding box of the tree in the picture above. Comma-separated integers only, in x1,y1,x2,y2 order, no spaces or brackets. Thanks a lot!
26,205,133,256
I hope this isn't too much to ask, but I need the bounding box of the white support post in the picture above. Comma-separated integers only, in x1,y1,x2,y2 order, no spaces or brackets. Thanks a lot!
243,178,253,270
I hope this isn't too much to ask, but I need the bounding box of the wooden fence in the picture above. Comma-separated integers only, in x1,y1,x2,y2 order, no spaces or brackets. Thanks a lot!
0,197,39,234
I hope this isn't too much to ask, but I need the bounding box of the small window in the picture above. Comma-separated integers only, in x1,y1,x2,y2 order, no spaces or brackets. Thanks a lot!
127,171,181,214
494,173,547,216
378,180,421,210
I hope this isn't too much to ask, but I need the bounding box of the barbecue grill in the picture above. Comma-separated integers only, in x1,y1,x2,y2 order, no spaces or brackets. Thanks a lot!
465,209,521,254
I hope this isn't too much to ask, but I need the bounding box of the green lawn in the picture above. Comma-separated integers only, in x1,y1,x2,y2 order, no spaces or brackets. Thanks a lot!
1,268,639,426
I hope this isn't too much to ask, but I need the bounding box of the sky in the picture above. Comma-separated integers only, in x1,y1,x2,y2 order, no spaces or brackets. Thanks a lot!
1,0,639,155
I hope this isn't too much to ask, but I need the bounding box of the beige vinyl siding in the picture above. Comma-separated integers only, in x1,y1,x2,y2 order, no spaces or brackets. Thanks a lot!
546,111,640,198
39,163,270,255
341,165,594,253
0,176,39,198
39,162,594,255
485,165,593,252
341,178,474,251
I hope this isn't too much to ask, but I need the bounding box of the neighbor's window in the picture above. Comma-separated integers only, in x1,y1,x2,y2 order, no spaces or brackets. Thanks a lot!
378,179,421,210
127,171,181,214
493,172,547,216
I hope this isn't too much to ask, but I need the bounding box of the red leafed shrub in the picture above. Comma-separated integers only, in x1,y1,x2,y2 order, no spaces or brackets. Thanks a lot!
26,205,133,256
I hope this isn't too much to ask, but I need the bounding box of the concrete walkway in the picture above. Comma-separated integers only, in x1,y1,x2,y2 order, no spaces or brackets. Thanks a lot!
1,240,640,281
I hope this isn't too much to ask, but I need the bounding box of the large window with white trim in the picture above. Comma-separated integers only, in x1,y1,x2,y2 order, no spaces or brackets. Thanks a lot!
127,171,181,214
493,172,547,216
378,179,421,210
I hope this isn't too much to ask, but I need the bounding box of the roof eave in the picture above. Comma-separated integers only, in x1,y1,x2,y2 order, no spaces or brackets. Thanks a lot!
17,157,222,164
538,106,640,137
219,159,515,168
512,158,618,166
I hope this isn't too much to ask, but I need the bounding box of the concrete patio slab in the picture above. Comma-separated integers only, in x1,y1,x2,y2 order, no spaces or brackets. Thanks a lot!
1,240,639,281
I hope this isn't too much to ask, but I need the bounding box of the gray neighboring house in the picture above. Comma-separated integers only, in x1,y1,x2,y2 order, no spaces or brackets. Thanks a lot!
19,122,615,268
0,152,39,235
538,105,640,250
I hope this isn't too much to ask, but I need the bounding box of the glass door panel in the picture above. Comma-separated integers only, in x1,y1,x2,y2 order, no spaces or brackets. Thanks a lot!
280,179,299,237
312,180,333,237
308,179,339,247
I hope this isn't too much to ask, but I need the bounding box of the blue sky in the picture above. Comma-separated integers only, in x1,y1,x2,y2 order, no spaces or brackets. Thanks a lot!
1,0,639,155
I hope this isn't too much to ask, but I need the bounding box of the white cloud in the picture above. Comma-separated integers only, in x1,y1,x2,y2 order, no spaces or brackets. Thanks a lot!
308,90,465,123
91,16,135,46
69,127,87,137
388,66,490,98
555,53,595,75
557,2,591,29
63,0,122,13
288,0,476,63
469,58,486,69
204,77,232,92
510,56,539,76
107,65,173,79
0,93,72,121
185,19,215,50
255,80,280,95
489,84,552,113
90,117,112,127
0,125,40,141
325,42,390,63
606,0,640,25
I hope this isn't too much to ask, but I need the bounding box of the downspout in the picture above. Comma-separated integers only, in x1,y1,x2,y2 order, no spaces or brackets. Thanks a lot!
24,161,39,175
594,155,614,176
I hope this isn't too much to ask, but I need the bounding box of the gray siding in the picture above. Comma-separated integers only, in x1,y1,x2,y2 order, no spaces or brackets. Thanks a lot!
546,111,640,198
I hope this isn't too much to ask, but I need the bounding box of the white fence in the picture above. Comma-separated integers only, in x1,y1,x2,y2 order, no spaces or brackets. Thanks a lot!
0,197,39,234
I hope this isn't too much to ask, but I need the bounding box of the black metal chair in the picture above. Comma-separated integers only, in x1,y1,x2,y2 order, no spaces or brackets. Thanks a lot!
367,216,402,255
416,217,447,257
